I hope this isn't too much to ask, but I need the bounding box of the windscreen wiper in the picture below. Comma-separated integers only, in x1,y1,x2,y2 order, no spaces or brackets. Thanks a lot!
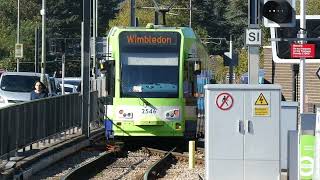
120,80,156,109
130,91,156,109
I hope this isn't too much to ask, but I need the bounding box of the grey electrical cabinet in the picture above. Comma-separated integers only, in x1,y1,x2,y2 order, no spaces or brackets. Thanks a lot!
205,84,281,180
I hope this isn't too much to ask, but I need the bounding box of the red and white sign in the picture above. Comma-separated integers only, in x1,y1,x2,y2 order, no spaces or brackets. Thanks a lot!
216,92,234,111
290,44,316,59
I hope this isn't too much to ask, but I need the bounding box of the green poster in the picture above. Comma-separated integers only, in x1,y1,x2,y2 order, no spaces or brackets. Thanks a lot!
300,135,315,180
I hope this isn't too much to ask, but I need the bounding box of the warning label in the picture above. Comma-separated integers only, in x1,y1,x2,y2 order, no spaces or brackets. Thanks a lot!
255,93,268,105
253,92,270,117
255,107,269,116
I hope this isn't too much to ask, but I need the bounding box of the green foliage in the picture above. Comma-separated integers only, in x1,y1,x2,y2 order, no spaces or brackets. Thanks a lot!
0,0,319,79
212,55,228,83
234,49,248,81
296,0,320,15
0,0,40,71
109,0,192,28
224,0,247,48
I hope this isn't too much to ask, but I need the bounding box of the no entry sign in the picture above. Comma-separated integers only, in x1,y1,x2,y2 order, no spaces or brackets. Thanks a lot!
216,92,234,111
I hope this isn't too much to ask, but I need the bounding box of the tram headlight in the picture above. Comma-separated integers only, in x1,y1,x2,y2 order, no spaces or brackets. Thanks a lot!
175,123,182,130
118,109,133,119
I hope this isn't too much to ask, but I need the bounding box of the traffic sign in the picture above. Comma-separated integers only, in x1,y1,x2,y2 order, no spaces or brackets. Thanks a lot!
15,43,23,58
291,44,316,58
246,28,262,46
216,92,234,111
316,67,320,79
270,15,320,63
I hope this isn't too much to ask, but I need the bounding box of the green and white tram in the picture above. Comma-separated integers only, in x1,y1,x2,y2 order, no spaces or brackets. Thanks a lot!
104,23,210,138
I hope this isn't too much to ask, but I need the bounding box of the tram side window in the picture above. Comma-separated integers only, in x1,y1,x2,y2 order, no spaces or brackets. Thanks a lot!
184,61,195,98
106,61,115,97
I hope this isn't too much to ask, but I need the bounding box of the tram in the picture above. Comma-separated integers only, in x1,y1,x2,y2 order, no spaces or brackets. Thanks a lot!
103,23,210,138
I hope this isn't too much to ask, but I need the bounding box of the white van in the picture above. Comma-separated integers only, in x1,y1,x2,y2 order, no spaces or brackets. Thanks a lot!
0,72,53,108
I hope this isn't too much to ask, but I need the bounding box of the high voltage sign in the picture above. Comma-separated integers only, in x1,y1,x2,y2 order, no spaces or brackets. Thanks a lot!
255,93,269,105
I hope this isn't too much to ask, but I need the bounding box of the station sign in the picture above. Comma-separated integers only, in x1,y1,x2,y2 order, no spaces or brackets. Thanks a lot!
245,28,262,46
290,43,316,59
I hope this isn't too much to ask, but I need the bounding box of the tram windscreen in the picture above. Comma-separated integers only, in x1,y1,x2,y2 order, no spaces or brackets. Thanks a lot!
119,31,181,98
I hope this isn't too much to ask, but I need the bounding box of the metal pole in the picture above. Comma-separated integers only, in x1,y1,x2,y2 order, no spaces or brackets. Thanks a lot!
16,0,20,72
130,0,135,26
298,1,306,179
299,0,306,115
40,0,46,82
247,0,259,84
62,54,65,95
154,11,159,25
292,64,299,101
92,0,96,78
34,27,39,73
314,108,320,180
95,0,98,35
229,36,233,84
189,0,192,28
82,0,91,137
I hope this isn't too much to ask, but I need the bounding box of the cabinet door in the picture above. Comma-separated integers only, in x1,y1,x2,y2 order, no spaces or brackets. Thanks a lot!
209,160,244,180
245,160,280,180
244,91,279,160
207,90,245,160
244,91,280,179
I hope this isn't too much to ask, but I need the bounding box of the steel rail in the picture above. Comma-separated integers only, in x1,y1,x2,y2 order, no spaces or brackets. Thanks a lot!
60,151,117,180
143,147,176,180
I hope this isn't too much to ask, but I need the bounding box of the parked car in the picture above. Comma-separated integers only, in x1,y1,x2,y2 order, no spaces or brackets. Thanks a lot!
58,84,78,95
49,77,60,96
56,77,81,92
0,69,5,77
0,72,53,108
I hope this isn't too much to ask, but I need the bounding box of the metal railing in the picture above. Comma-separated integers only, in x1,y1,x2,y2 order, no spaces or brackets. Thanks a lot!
0,91,102,158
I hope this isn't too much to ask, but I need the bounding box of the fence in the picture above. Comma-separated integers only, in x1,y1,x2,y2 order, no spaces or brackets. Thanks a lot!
0,91,101,158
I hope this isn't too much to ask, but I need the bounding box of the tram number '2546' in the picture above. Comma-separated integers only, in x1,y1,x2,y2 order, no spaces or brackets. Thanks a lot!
142,108,157,114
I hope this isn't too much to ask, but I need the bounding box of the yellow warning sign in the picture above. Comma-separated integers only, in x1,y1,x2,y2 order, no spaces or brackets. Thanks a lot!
254,107,269,116
255,93,268,105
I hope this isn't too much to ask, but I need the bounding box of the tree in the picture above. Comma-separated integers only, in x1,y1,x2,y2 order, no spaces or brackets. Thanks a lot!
0,0,40,71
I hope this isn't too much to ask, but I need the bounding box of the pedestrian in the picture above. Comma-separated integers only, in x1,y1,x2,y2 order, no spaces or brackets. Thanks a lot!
30,80,48,100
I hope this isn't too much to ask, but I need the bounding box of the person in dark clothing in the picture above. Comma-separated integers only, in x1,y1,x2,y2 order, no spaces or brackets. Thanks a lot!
30,81,48,100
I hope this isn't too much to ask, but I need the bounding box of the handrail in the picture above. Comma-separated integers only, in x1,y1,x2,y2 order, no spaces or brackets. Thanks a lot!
0,91,102,158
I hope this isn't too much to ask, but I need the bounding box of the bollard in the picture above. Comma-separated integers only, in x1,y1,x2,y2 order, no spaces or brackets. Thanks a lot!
189,141,195,169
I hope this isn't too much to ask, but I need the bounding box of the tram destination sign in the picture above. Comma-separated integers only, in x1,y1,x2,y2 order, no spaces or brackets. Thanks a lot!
290,43,316,59
120,31,180,48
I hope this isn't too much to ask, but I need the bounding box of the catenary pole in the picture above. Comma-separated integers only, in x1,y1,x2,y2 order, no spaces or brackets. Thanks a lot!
16,0,20,72
82,0,91,137
40,0,46,82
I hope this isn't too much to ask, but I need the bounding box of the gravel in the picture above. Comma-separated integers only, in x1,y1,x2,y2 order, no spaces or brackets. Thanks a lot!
30,150,102,180
29,148,205,180
90,150,160,180
158,161,204,180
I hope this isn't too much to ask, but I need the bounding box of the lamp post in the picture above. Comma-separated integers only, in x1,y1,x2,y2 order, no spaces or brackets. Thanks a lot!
189,0,192,27
40,0,46,82
16,0,20,72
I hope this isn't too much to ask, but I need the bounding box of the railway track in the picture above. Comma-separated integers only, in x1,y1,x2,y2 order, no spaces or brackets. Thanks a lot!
60,143,204,180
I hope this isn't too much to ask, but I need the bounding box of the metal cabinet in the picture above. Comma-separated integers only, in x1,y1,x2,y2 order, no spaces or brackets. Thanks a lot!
205,84,281,180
